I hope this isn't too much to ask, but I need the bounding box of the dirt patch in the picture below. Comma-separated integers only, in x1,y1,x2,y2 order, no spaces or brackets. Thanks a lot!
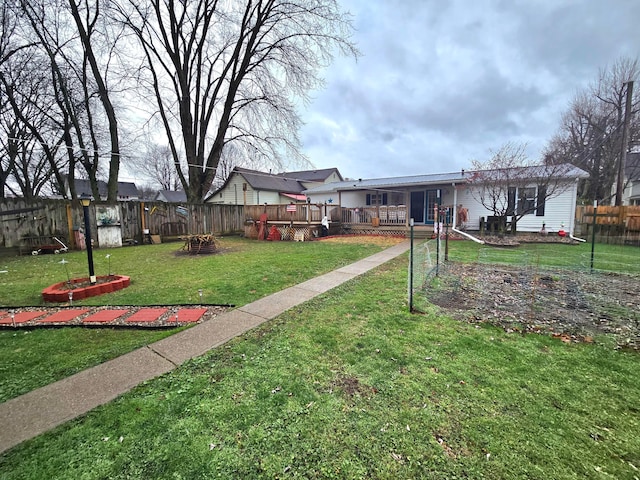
470,232,580,246
426,262,640,350
331,375,377,399
318,235,405,247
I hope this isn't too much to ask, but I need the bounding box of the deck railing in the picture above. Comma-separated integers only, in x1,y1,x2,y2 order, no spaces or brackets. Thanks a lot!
341,205,407,225
244,204,340,223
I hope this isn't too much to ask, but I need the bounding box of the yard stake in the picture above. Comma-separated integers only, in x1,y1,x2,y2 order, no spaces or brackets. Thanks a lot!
409,218,414,312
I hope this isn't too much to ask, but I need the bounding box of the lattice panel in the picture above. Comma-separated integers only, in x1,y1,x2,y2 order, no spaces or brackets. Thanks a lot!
339,228,406,237
276,226,319,241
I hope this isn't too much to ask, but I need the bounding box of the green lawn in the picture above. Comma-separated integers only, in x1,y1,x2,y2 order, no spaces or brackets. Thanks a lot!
0,236,401,307
0,328,182,403
0,236,402,402
446,238,640,274
1,245,638,479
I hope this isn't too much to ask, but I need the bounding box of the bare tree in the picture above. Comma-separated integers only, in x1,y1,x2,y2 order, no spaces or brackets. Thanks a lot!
470,142,577,233
0,38,69,199
67,0,124,202
544,57,640,204
3,0,127,201
115,0,357,203
129,142,182,191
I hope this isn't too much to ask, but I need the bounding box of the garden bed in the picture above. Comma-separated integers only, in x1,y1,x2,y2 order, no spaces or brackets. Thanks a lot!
42,275,131,302
427,262,640,350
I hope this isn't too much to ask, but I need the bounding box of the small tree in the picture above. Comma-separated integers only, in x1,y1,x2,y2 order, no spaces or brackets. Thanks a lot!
470,142,577,234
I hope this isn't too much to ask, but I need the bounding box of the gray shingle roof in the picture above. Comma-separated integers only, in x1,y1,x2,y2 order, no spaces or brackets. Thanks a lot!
304,171,469,194
73,178,139,198
232,167,306,193
155,190,187,202
304,164,588,194
275,168,343,182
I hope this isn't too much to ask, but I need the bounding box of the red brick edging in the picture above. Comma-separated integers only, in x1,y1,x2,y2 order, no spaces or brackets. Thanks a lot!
42,275,131,303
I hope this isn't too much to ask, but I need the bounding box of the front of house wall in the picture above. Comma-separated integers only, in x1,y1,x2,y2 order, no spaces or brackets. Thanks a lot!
310,180,579,233
456,182,579,233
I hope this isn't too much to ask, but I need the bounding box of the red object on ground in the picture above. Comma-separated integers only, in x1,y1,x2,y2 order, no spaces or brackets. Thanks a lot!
125,308,168,323
257,212,268,240
82,309,130,324
175,308,208,323
37,309,90,324
267,225,281,241
42,275,130,303
558,230,566,237
0,311,46,325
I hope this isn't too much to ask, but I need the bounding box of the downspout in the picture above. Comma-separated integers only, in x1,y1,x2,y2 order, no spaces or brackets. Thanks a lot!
565,178,586,243
570,233,586,243
452,228,485,244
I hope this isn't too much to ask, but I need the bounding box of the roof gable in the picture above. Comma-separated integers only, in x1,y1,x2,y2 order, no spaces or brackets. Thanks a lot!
275,168,343,182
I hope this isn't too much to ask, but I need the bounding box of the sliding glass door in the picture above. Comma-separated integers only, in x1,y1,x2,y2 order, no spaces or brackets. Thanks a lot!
410,189,441,224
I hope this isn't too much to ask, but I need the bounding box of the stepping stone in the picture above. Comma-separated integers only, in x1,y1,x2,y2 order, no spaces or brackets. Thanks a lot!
37,309,90,324
174,308,208,323
82,309,129,324
125,308,168,324
0,311,47,325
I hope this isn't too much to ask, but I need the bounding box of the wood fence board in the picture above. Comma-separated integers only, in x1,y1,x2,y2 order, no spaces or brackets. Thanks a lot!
1,199,245,253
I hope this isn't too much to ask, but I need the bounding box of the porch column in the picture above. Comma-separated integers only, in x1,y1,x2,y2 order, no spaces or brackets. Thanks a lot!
405,190,409,226
452,184,458,228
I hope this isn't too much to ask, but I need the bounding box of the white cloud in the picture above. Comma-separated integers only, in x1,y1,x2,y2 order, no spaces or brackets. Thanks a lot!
300,0,640,179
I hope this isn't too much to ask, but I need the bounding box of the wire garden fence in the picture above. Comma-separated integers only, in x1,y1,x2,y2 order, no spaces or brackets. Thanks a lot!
408,238,445,312
410,243,640,349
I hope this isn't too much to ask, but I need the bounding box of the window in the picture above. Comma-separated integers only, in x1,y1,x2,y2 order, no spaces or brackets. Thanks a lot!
517,187,536,215
507,187,516,216
536,186,546,216
366,193,388,205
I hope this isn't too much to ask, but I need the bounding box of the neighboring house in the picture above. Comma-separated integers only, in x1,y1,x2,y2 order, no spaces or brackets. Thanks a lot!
67,178,140,201
206,167,343,205
154,190,188,203
304,164,588,233
621,152,640,206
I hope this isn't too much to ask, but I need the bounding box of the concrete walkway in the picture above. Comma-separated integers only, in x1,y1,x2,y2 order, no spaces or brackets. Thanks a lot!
0,240,410,454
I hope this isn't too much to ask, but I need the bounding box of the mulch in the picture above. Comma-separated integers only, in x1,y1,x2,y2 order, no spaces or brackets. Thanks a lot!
427,262,640,350
0,305,230,329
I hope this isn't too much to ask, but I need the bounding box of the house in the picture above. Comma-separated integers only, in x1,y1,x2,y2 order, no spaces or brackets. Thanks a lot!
303,164,588,234
68,178,140,201
620,152,640,206
154,190,187,203
206,167,342,205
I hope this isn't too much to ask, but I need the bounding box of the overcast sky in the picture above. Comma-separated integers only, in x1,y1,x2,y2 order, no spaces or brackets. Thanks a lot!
298,0,640,180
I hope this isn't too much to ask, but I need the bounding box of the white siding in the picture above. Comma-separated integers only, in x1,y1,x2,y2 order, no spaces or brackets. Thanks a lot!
208,174,247,204
624,180,640,205
209,174,293,205
458,180,578,233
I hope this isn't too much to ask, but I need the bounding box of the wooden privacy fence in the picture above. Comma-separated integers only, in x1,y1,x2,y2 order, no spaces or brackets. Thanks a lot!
576,205,640,230
0,198,244,254
576,205,640,245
